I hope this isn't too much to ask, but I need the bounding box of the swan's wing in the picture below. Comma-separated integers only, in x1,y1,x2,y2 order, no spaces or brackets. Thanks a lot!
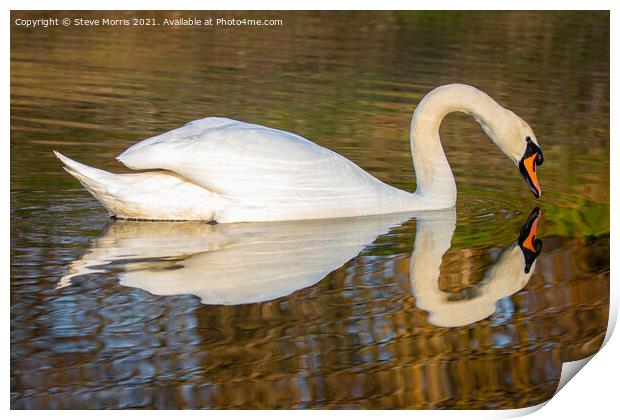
117,118,401,218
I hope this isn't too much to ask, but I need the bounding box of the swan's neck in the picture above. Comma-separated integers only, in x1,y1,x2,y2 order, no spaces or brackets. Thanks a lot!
410,84,507,207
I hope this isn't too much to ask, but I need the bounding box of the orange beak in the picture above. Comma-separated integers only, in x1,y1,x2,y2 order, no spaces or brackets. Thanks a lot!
523,153,541,196
518,140,544,198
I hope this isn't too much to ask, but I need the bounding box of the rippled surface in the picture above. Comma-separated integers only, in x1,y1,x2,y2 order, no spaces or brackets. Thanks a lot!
11,11,609,409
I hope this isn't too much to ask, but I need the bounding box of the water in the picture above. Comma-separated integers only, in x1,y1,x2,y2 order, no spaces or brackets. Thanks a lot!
11,11,609,409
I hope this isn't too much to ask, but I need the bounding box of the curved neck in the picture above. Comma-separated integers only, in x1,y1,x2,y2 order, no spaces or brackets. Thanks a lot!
410,84,506,207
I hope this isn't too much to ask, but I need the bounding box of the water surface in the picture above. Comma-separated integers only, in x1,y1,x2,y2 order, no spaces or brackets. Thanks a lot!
11,11,609,409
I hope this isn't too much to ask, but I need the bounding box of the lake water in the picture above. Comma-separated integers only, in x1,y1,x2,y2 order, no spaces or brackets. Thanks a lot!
10,11,609,409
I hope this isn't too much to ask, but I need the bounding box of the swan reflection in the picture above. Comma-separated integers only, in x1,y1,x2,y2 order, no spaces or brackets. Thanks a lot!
59,208,542,326
58,212,414,304
411,207,542,327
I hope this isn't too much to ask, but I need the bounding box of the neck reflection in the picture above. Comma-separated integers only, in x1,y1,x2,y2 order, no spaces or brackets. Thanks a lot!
411,207,541,327
59,207,542,327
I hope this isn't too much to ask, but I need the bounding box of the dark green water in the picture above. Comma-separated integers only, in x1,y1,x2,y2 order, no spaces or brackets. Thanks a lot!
11,11,609,409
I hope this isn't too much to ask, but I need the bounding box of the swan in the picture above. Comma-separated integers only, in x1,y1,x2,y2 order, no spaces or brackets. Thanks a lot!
54,84,544,222
57,207,542,327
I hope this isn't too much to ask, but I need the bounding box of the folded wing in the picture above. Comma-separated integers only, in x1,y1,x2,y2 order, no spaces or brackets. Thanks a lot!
117,118,402,220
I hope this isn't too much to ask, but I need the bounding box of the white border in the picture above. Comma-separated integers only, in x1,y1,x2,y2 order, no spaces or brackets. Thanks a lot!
1,0,617,11
5,1,616,418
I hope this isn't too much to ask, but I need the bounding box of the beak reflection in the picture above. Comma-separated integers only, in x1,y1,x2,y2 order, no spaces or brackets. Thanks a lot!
517,206,543,273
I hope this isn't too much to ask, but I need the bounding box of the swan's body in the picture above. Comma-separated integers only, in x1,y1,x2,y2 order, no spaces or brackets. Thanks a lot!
56,84,543,222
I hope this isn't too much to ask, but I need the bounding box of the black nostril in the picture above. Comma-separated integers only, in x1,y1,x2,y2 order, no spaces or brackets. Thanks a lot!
536,152,544,166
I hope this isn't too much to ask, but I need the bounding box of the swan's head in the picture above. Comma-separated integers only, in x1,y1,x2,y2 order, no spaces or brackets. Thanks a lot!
493,110,544,198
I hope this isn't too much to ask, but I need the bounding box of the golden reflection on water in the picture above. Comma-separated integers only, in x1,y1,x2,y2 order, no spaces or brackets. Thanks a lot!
10,11,609,409
11,202,609,409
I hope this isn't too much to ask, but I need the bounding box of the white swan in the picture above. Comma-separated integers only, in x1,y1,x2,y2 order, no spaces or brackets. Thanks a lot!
57,207,542,327
55,84,544,222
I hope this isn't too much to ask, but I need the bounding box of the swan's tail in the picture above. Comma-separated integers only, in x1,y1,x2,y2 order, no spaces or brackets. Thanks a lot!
53,151,223,220
54,151,143,215
54,151,128,214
